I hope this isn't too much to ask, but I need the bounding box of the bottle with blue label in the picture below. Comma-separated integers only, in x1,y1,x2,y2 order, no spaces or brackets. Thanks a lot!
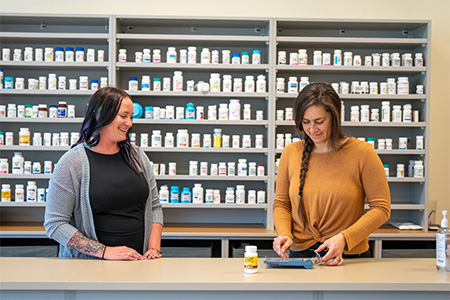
185,103,195,119
170,186,179,203
181,187,191,203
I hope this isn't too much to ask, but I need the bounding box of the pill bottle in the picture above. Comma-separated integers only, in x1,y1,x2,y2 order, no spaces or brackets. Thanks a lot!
360,105,369,122
276,78,285,93
18,128,30,145
392,105,402,122
12,152,24,174
213,128,222,148
247,190,256,204
135,51,143,63
299,77,309,92
27,181,37,202
235,185,246,204
140,133,148,147
377,139,385,150
159,185,169,203
278,51,286,65
333,50,342,66
210,73,221,92
256,75,266,93
415,53,424,67
414,161,424,178
231,53,241,64
222,49,231,64
396,164,405,178
177,129,189,147
232,135,240,148
222,75,232,92
168,162,176,175
1,184,11,202
173,71,183,91
2,48,11,61
353,55,362,66
23,161,32,174
225,187,235,204
402,53,413,67
381,53,390,66
201,48,211,64
200,162,208,176
170,186,179,203
313,50,322,66
256,110,263,121
397,77,409,95
343,52,353,66
43,132,52,145
226,162,235,176
193,183,204,203
63,47,74,62
242,135,251,148
187,47,196,64
13,48,22,61
84,48,94,62
289,52,298,65
205,189,214,203
222,135,230,148
257,190,265,204
207,50,217,64
241,51,250,64
248,162,256,176
15,184,24,202
276,134,284,149
229,99,241,120
118,49,127,62
255,134,263,148
436,210,450,272
244,76,255,93
360,81,369,94
391,53,400,67
218,103,228,120
44,47,54,62
398,137,408,150
218,162,227,176
189,161,198,176
403,104,412,122
350,106,359,122
233,78,243,92
4,76,13,89
153,49,161,63
34,48,43,61
181,188,191,203
238,159,247,176
97,50,104,62
153,78,161,91
385,138,393,150
75,47,85,62
381,101,390,122
285,107,293,121
163,77,171,91
164,132,174,147
298,49,307,65
191,133,200,148
32,162,41,174
203,134,212,148
285,133,292,146
15,77,24,89
252,50,261,64
416,136,424,150
243,104,251,120
322,53,331,66
166,47,177,63
60,132,69,146
370,108,379,122
288,77,298,94
151,130,162,147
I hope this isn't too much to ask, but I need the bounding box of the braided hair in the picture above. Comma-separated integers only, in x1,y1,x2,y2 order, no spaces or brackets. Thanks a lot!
293,82,345,225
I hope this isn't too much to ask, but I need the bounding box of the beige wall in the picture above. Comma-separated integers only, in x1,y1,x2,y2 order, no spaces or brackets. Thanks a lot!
2,0,449,218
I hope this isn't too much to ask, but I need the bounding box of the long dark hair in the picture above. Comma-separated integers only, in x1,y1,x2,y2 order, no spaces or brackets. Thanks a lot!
73,87,143,173
293,82,345,225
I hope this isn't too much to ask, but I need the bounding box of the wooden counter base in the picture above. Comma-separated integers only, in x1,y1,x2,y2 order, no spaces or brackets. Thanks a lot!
0,257,449,300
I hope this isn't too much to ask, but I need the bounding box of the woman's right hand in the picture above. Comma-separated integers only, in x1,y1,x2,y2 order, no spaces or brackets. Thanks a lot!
273,235,293,258
103,246,145,261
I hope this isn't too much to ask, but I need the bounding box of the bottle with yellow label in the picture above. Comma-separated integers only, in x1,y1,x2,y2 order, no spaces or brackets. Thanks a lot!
1,184,11,202
244,245,258,273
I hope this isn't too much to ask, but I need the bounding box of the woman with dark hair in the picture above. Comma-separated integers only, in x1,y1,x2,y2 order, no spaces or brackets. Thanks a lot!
45,87,163,260
273,82,390,266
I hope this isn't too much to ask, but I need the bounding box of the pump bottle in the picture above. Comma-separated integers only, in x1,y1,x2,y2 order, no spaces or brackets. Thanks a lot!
436,210,449,272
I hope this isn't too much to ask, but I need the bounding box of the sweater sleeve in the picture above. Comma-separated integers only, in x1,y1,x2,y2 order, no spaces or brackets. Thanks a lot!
341,145,391,251
140,148,163,225
44,151,81,247
273,145,294,239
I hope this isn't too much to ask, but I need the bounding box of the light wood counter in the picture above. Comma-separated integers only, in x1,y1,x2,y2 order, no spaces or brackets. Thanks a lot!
0,257,448,299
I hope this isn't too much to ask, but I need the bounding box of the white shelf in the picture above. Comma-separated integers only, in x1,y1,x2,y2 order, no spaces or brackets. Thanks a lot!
275,120,426,127
142,147,268,153
0,118,83,124
276,93,426,100
117,33,269,43
276,36,428,46
275,149,426,155
0,90,95,96
0,174,51,179
133,119,268,125
161,203,268,209
0,146,70,151
116,62,269,71
0,32,109,40
387,177,425,183
365,203,425,210
276,65,426,73
0,61,109,69
154,175,267,181
127,91,269,98
0,202,46,207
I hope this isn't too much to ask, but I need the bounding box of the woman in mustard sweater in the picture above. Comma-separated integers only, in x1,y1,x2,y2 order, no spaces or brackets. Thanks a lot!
273,82,390,266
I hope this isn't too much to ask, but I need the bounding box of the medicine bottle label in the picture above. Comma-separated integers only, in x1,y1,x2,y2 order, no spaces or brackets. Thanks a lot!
244,256,258,270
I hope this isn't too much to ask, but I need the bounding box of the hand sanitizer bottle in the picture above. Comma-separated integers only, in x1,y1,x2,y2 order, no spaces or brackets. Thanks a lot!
436,210,449,271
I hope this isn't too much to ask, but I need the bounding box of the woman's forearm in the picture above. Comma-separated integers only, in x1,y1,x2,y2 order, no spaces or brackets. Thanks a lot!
148,223,163,251
67,231,106,258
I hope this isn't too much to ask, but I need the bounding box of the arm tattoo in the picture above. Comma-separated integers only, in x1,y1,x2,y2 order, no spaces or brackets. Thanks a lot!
67,231,105,258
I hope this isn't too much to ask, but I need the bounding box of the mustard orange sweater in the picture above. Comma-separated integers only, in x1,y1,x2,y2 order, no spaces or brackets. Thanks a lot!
273,137,391,254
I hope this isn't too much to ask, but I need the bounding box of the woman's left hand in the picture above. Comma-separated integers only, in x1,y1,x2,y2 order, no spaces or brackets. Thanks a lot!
315,233,346,266
144,248,162,259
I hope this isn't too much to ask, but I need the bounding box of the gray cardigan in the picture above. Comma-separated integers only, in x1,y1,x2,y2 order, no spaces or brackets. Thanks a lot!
44,144,163,258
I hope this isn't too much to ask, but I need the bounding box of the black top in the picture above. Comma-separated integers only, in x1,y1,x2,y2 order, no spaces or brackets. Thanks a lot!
86,147,149,253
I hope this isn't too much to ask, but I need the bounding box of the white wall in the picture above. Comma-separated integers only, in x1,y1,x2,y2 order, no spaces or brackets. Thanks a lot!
2,0,449,217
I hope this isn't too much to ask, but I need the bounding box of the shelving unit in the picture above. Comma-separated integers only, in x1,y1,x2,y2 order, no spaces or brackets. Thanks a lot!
0,15,431,257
